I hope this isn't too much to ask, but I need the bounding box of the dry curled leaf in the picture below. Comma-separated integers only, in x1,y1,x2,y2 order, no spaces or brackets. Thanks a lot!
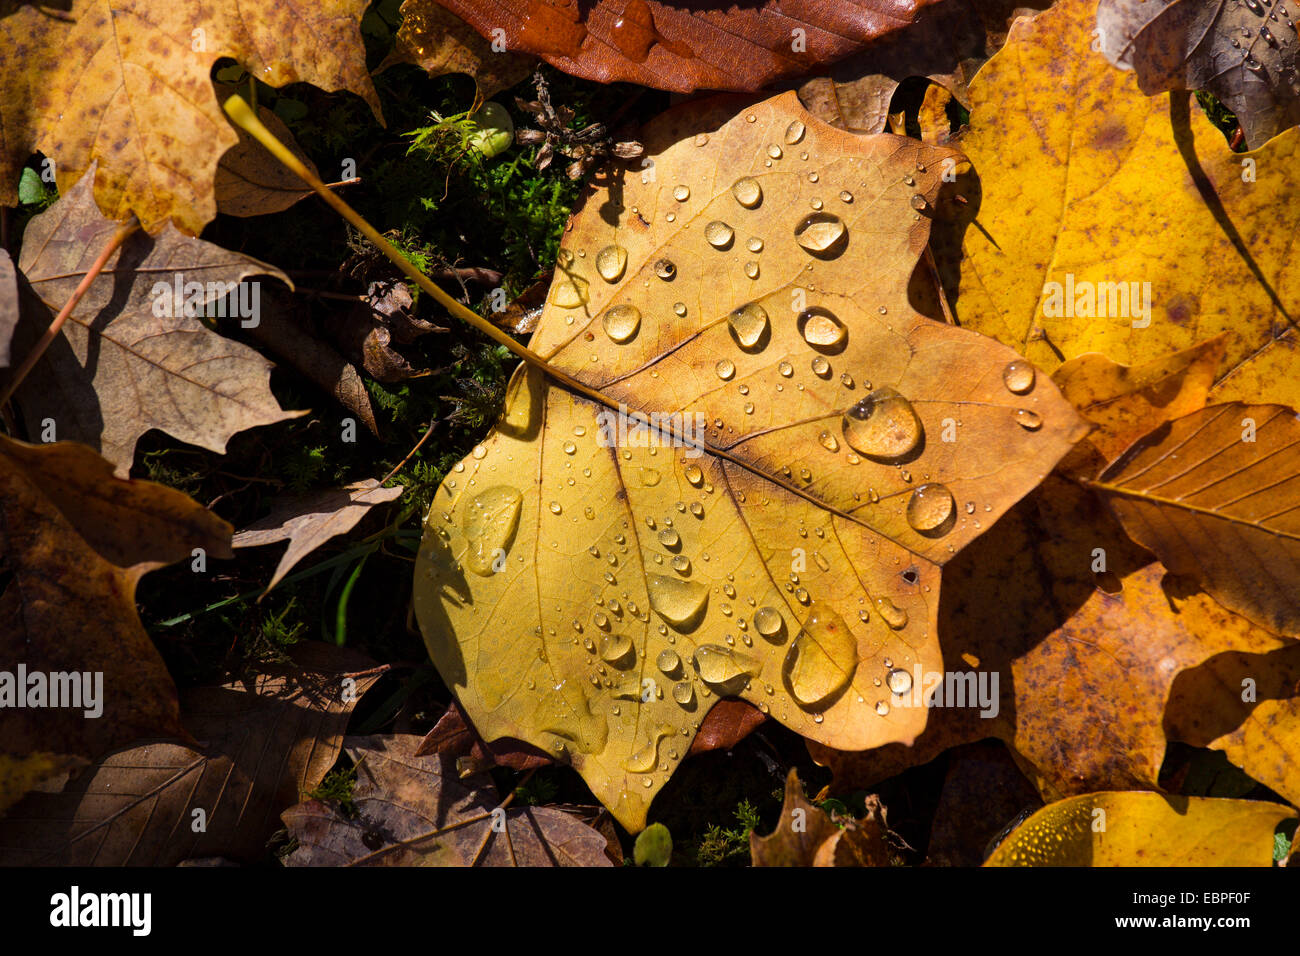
282,734,614,866
1089,402,1300,636
0,0,379,232
1098,0,1300,150
10,167,302,475
0,644,380,865
413,90,1086,831
379,0,537,98
233,479,405,593
750,768,891,866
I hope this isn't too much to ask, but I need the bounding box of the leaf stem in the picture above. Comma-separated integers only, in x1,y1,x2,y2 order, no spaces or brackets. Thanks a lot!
1,215,139,408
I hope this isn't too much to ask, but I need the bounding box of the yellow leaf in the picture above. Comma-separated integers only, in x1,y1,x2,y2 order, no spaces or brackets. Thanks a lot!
985,792,1294,866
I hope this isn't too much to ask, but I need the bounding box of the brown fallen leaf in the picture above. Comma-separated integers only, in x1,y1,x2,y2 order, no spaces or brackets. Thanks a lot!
686,700,768,757
1089,402,1300,636
1052,337,1227,478
378,0,537,98
0,0,379,232
0,435,231,763
10,166,302,476
925,740,1042,866
1098,0,1300,150
0,753,88,818
233,479,405,593
214,98,317,218
282,733,615,866
0,644,380,864
810,477,1285,801
434,0,947,93
416,700,555,772
0,248,15,367
414,90,1087,832
324,280,442,383
750,769,891,866
796,0,1051,135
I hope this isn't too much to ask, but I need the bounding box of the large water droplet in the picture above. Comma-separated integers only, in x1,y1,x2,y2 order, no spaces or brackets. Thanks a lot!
799,308,846,349
657,648,681,674
599,632,634,666
623,725,672,772
595,244,628,283
602,304,641,343
1015,409,1043,430
728,302,769,350
753,606,785,641
887,667,913,695
460,486,523,576
874,596,908,629
648,574,708,630
672,680,694,705
1002,360,1035,394
731,176,762,208
841,387,923,461
639,466,661,487
794,212,848,258
672,184,690,202
695,644,759,694
784,119,806,145
705,220,734,249
550,272,590,308
658,528,680,549
906,482,955,536
783,607,859,707
654,258,676,280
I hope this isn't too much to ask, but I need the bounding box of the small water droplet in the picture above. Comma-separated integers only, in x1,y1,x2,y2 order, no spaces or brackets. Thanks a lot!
673,301,687,317
602,303,641,343
811,356,830,377
672,184,690,202
731,176,762,208
799,308,847,348
744,260,760,279
672,681,694,705
1015,409,1043,430
778,361,793,377
694,133,710,146
654,258,676,280
839,190,853,203
746,236,764,253
887,667,913,695
767,143,783,159
685,463,704,486
875,700,890,716
657,648,681,673
695,644,759,694
728,302,769,350
818,430,840,452
906,483,955,536
910,194,929,212
671,555,691,573
715,358,736,380
1003,360,1036,394
599,632,634,665
794,212,848,258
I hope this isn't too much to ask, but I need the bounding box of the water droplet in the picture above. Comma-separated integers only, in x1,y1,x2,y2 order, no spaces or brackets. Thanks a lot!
672,680,694,705
778,361,793,377
807,171,819,183
695,644,759,694
839,190,853,203
550,272,590,308
689,501,704,518
799,308,846,348
731,176,762,208
887,667,913,695
654,258,676,280
767,143,783,160
562,440,577,455
639,467,661,487
794,212,848,258
1003,360,1036,394
813,552,830,571
657,648,681,673
728,302,769,350
784,119,806,144
874,596,908,629
694,133,710,147
1015,409,1043,430
461,486,523,576
841,387,923,461
910,194,929,212
671,554,691,573
906,482,955,536
818,430,840,452
673,301,687,316
658,528,680,549
744,260,760,279
471,444,487,459
875,700,890,716
593,609,610,629
672,184,690,201
648,573,708,630
602,303,641,343
599,632,634,665
809,198,823,211
784,607,859,707
595,244,628,283
753,606,785,641
685,464,704,486
715,358,736,381
705,220,735,249
810,356,830,377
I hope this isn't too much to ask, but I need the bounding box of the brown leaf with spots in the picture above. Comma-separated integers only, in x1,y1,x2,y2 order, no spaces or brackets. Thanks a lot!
1098,0,1300,150
0,435,231,763
0,0,379,233
0,644,380,864
750,768,891,866
233,480,405,593
9,167,302,475
282,734,615,866
379,0,537,98
434,0,950,93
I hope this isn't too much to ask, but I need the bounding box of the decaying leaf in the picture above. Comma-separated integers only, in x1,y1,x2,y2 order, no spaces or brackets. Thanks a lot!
379,0,536,98
0,753,87,818
233,479,405,593
0,435,232,762
1051,337,1227,477
214,99,317,218
0,248,16,367
942,0,1300,409
414,91,1086,831
282,734,614,866
10,167,302,475
1167,643,1300,808
325,280,442,383
750,768,891,866
0,0,379,232
984,791,1294,866
434,0,947,93
0,644,380,865
810,477,1284,801
1089,402,1300,636
1098,0,1300,150
416,699,555,772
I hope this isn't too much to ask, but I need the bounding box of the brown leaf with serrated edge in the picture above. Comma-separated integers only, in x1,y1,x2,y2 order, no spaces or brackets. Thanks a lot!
214,97,317,218
1088,402,1300,636
233,479,404,593
378,0,536,98
750,769,890,866
1166,643,1300,808
1052,337,1227,478
925,740,1042,866
810,477,1283,801
435,0,949,93
796,0,1051,135
0,644,380,864
1098,0,1300,150
0,435,231,763
0,248,16,367
0,0,379,233
10,167,302,476
414,90,1087,833
282,733,614,866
